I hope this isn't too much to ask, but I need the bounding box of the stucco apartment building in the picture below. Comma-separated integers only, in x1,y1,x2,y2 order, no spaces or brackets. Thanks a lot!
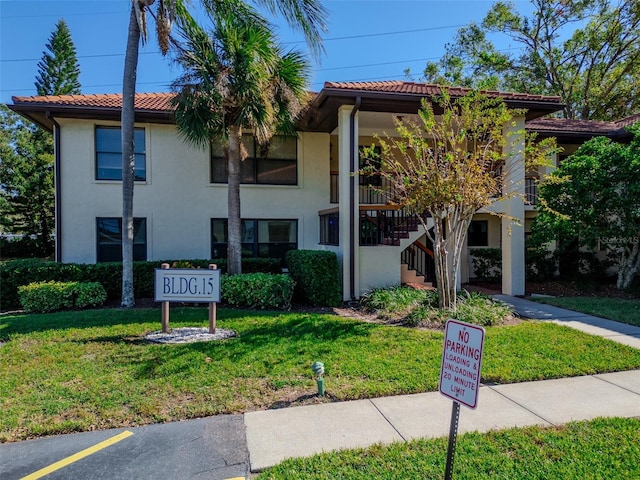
13,80,628,301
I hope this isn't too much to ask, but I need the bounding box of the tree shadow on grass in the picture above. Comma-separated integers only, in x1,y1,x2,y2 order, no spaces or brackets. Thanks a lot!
0,306,210,337
116,315,377,381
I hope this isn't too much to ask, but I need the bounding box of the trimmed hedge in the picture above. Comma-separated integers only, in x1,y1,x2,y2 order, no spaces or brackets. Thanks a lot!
286,250,342,307
0,257,282,310
222,273,294,310
18,281,107,313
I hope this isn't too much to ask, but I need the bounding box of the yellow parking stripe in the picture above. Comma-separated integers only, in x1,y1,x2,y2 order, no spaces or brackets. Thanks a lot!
20,430,134,480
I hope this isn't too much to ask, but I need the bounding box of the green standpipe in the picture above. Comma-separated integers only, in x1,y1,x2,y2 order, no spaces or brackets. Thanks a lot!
311,361,325,397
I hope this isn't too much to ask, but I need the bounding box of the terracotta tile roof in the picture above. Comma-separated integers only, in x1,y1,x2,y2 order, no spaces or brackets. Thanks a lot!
323,80,563,103
615,113,640,128
525,117,620,134
11,92,175,111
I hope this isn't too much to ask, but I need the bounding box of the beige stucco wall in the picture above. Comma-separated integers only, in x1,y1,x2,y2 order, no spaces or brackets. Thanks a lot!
57,118,330,263
359,245,403,295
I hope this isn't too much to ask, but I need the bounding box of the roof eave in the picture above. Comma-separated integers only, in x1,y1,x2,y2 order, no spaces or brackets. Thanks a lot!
302,88,565,132
8,102,175,131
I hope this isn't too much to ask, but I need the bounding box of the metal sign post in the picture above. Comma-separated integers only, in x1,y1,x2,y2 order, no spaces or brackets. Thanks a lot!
444,401,460,480
439,319,486,480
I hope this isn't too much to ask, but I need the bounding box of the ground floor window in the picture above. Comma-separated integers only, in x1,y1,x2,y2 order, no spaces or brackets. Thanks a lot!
97,217,147,262
468,220,488,246
211,219,297,261
319,212,339,245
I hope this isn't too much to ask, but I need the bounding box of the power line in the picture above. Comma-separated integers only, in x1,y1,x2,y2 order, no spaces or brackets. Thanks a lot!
1,24,465,63
0,59,416,94
287,24,466,45
2,51,160,64
0,46,525,94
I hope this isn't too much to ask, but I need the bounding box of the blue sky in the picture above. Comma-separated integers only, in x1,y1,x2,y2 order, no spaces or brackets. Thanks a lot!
0,0,533,105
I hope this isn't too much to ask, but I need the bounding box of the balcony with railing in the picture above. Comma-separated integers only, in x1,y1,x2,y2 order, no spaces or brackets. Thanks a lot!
320,204,427,248
329,172,397,206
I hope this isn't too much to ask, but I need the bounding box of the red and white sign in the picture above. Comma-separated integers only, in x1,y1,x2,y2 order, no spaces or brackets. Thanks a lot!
439,319,485,409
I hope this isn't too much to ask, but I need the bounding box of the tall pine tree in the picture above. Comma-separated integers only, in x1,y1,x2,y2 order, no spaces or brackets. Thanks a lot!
1,19,81,257
34,19,81,96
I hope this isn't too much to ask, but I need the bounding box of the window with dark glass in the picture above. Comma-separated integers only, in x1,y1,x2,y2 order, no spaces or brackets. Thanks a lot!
319,212,339,246
210,135,297,185
211,219,297,260
97,217,147,262
96,126,146,181
468,220,489,247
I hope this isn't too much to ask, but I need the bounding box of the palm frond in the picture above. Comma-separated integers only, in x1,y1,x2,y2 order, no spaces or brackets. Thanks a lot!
256,0,327,58
171,0,310,146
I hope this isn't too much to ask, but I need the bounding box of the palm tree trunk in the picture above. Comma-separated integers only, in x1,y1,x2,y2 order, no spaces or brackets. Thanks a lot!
227,125,243,275
121,3,140,308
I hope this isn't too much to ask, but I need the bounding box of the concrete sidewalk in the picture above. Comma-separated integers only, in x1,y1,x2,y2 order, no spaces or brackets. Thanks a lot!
493,294,640,349
246,371,640,471
245,296,640,472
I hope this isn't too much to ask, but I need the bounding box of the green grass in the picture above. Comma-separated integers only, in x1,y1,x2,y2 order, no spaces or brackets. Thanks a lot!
257,417,640,479
2,307,640,442
534,297,640,327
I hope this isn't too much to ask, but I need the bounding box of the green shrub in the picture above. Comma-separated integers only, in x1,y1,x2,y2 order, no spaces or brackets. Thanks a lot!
363,286,512,328
73,282,108,309
222,273,294,310
470,248,502,281
526,246,557,281
361,285,431,316
454,291,512,326
1,259,83,310
285,250,342,307
1,257,282,310
18,281,106,313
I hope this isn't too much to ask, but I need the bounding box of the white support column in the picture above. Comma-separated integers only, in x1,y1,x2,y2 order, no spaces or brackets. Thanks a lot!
501,116,526,296
337,105,360,301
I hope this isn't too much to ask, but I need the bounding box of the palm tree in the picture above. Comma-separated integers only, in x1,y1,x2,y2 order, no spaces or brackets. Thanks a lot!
121,0,176,307
119,0,325,306
170,0,310,275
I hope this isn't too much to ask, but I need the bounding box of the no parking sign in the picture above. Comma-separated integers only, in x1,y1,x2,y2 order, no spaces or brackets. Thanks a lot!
438,319,486,480
438,319,485,409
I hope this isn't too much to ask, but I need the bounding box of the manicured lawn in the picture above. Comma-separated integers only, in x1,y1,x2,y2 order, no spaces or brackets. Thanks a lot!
534,297,640,327
2,307,640,442
257,417,640,479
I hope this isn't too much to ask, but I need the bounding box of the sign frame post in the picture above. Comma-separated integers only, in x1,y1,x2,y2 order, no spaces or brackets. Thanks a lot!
438,319,486,480
154,265,221,333
161,263,170,333
208,264,217,334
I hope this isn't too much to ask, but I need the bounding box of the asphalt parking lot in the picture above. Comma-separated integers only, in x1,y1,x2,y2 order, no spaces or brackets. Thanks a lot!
0,415,248,480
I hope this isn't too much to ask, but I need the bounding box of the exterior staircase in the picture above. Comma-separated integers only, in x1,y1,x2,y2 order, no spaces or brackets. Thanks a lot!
401,263,433,287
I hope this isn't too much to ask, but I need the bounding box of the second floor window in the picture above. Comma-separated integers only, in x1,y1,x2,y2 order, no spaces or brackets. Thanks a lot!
96,126,146,181
211,135,297,185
